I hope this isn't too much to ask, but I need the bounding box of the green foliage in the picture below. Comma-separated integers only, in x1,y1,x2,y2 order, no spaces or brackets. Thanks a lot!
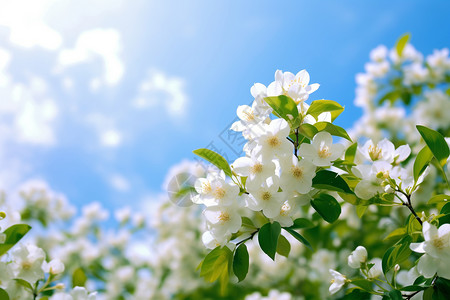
258,221,281,260
298,123,318,139
200,246,233,295
264,95,300,127
283,227,313,250
314,121,352,141
193,148,233,178
312,170,353,194
344,143,358,164
413,145,433,183
72,267,88,287
416,125,450,168
232,244,249,282
276,234,291,257
427,194,450,205
0,288,9,300
0,224,31,256
289,218,315,229
306,99,344,121
382,236,412,275
395,32,411,57
310,194,341,223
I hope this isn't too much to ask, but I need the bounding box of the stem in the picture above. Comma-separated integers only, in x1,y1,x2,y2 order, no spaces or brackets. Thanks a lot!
236,229,259,247
396,189,422,226
294,128,299,157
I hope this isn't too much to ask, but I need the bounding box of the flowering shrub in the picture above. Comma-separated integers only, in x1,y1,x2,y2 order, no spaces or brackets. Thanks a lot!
188,34,450,299
0,34,449,300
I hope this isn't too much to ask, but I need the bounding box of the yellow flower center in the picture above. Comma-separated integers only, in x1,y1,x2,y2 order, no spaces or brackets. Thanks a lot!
267,136,281,148
318,145,331,158
213,187,226,199
368,145,382,161
262,192,272,201
218,212,230,222
251,163,263,174
243,111,255,122
291,166,303,179
202,182,212,194
22,262,32,270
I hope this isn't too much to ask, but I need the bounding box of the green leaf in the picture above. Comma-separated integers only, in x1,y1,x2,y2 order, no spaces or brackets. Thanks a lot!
434,278,450,299
72,268,87,287
417,125,450,168
382,246,395,275
264,95,299,125
289,218,315,229
310,194,341,223
356,205,368,218
413,146,433,183
0,224,31,256
351,278,374,292
232,244,249,282
276,234,291,257
200,246,233,294
0,288,9,300
400,285,428,292
306,100,344,121
341,289,372,300
345,143,358,164
314,121,352,141
298,123,318,139
241,217,256,229
388,290,403,300
423,286,434,300
193,148,232,178
258,222,281,260
378,90,401,105
13,279,33,291
312,170,353,194
428,194,450,205
439,202,450,225
384,228,407,242
396,33,411,57
283,227,313,250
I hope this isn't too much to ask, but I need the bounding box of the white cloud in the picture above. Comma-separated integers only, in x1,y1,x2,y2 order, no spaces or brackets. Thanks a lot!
101,129,122,148
133,70,188,117
0,0,62,50
109,173,130,192
0,70,59,146
85,113,123,148
57,28,124,87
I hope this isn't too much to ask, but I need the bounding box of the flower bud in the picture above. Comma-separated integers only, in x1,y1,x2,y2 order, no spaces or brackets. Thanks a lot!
348,246,368,269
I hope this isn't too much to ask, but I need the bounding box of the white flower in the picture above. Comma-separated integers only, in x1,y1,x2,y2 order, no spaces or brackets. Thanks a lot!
279,155,316,195
231,101,270,132
193,176,239,207
271,200,296,227
348,246,368,269
42,259,65,275
11,244,45,283
299,132,345,167
267,69,320,103
367,258,382,278
201,230,231,249
252,118,293,159
329,269,346,294
232,154,276,189
410,222,450,279
203,202,242,237
245,176,285,218
50,287,97,300
353,161,392,199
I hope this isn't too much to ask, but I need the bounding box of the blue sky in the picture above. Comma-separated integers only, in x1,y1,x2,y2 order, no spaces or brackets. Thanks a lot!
0,0,449,212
